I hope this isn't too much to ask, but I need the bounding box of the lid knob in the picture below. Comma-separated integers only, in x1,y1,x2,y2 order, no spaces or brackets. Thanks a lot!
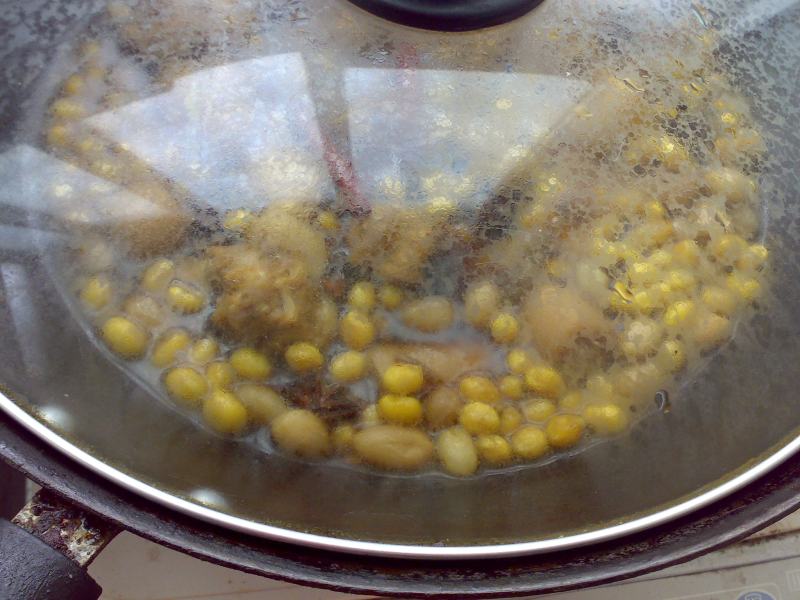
348,0,544,31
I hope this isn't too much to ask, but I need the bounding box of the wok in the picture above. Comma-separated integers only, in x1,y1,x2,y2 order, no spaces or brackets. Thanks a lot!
1,0,800,597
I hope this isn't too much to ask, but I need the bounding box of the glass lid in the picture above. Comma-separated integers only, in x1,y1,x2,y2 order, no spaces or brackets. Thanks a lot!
1,0,799,556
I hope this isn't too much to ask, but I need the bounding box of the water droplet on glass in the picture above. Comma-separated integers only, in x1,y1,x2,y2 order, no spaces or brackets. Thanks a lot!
654,389,671,414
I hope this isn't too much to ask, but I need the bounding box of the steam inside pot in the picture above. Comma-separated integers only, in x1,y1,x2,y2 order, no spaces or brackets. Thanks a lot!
30,0,768,476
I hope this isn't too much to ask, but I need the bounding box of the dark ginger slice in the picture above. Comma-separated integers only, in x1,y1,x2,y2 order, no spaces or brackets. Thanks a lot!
279,379,364,425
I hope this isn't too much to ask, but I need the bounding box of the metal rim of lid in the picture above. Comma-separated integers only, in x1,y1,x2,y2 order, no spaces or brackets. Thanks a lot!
3,393,800,560
346,0,546,31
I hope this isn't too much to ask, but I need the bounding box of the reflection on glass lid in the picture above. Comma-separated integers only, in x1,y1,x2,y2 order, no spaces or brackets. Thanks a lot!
1,0,780,476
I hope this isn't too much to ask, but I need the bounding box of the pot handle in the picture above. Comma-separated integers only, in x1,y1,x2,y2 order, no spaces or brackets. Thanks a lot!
0,489,119,600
